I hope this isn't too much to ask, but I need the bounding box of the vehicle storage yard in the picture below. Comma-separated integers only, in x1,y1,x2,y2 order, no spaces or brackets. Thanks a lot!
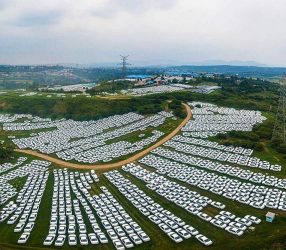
5,111,175,163
1,102,286,250
121,84,220,96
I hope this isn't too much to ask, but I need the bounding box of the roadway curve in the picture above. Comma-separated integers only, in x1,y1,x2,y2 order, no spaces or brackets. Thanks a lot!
15,103,192,170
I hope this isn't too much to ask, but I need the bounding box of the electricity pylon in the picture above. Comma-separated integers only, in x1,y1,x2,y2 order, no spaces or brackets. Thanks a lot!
119,55,130,78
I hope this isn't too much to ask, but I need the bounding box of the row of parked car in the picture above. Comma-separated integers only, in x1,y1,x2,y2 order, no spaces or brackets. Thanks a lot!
104,170,213,246
139,154,286,211
124,163,261,237
173,135,253,156
10,112,144,152
0,167,49,244
0,113,33,124
152,147,286,189
57,130,164,163
126,84,192,96
165,139,281,171
182,131,222,139
0,157,27,174
3,112,143,132
44,168,150,249
10,111,172,163
182,102,266,138
0,160,50,205
45,169,107,246
169,135,282,171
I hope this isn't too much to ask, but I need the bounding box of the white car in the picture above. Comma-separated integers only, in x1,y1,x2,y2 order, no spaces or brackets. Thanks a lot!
102,220,112,230
159,223,171,233
68,234,77,246
107,229,118,240
211,201,226,209
183,225,199,236
121,236,134,248
148,215,161,224
138,231,150,242
114,226,126,237
229,222,247,231
58,225,66,235
244,215,261,224
113,239,125,250
98,232,108,243
68,224,76,234
195,234,213,246
167,232,183,243
49,225,57,234
176,228,191,239
18,232,30,244
50,215,57,224
14,222,25,232
7,215,18,224
79,224,87,233
24,222,34,232
55,235,66,246
130,222,142,232
235,218,252,227
166,220,179,229
225,226,244,236
88,233,99,244
29,213,37,222
43,234,56,246
89,216,97,224
215,215,230,224
79,234,89,245
219,211,235,220
187,206,199,215
197,212,212,222
130,233,143,245
92,223,101,233
210,219,227,229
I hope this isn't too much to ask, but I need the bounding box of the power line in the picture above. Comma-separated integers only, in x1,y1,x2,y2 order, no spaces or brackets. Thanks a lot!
272,76,286,143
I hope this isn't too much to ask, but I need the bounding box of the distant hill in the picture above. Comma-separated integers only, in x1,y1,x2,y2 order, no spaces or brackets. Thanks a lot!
161,65,286,78
191,60,267,67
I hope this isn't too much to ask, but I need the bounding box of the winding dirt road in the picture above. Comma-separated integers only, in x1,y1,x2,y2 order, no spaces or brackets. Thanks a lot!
15,103,192,170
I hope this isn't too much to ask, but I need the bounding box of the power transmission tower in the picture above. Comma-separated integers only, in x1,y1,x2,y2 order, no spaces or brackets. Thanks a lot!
272,76,286,143
119,55,130,78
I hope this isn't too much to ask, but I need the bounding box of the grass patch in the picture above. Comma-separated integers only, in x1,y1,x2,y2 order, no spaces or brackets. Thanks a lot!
8,176,27,192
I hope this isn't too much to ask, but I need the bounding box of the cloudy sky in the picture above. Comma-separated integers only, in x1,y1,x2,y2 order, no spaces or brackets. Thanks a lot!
0,0,286,66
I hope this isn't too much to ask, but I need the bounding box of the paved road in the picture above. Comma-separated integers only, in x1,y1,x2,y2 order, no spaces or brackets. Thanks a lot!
15,103,192,170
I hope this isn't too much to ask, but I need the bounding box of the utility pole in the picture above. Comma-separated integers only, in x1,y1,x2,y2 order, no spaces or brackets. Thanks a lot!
119,55,130,79
272,76,286,143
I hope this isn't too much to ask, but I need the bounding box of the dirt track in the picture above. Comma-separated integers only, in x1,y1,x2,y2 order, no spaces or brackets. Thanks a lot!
15,103,192,170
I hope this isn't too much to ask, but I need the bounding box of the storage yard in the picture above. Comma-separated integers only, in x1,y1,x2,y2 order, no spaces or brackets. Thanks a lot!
4,111,176,164
121,84,221,96
1,0,286,248
1,102,286,250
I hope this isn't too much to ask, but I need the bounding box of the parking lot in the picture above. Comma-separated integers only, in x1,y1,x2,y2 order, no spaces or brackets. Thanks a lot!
3,111,174,164
121,84,220,96
1,102,286,249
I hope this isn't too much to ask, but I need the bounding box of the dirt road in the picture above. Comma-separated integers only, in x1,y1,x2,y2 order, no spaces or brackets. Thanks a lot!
15,103,192,170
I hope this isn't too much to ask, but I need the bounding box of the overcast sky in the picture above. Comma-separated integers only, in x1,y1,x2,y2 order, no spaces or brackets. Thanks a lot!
0,0,286,66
